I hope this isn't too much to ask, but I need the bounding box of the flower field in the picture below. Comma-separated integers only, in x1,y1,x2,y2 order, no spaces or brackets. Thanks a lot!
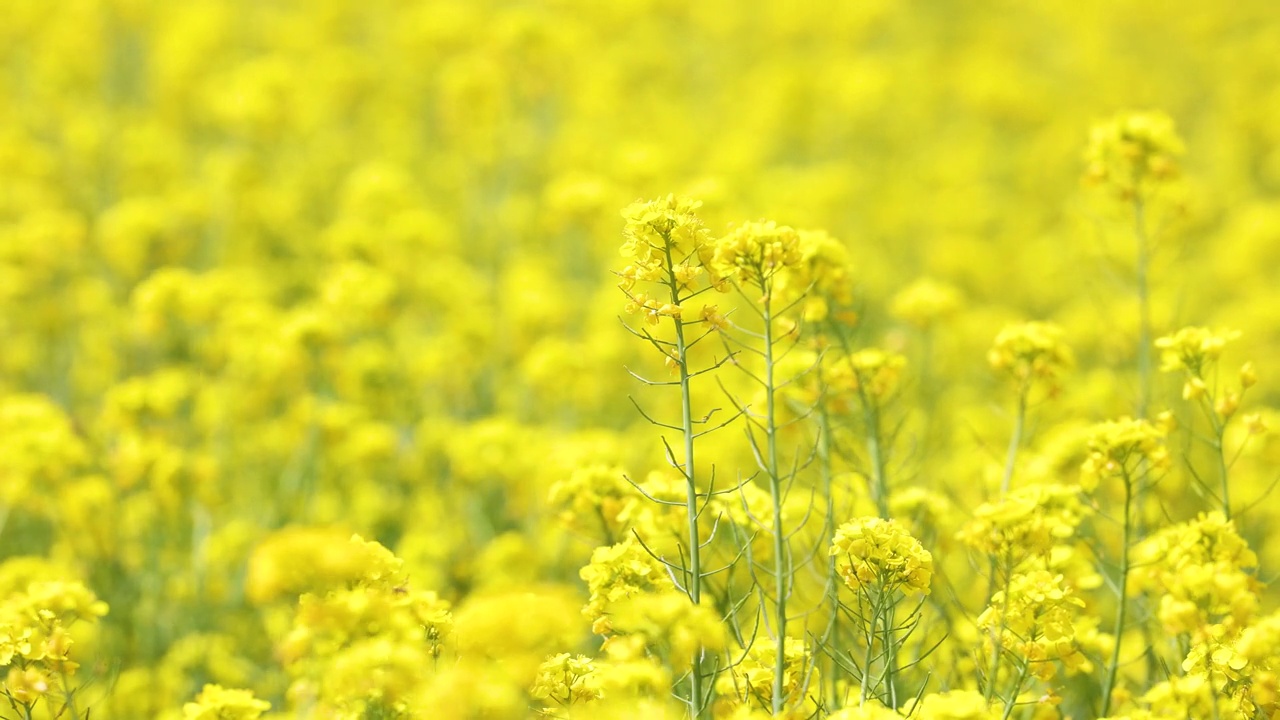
3,1,1280,718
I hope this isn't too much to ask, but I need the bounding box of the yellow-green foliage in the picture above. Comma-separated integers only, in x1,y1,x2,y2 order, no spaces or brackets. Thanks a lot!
1,1,1279,719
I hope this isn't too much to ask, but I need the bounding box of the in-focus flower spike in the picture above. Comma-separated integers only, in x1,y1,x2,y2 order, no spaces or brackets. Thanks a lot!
831,517,933,596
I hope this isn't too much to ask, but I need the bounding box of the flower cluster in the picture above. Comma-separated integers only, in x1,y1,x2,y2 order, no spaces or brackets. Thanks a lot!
957,483,1089,568
605,591,727,672
274,535,454,719
530,653,602,710
714,637,818,713
713,221,804,290
842,349,909,401
1155,326,1241,376
1084,111,1186,200
1079,417,1170,491
1133,512,1260,636
831,517,933,595
0,568,108,716
1155,326,1256,424
548,464,635,542
181,684,271,720
987,321,1073,396
978,570,1089,681
618,195,721,323
579,539,676,636
890,278,963,330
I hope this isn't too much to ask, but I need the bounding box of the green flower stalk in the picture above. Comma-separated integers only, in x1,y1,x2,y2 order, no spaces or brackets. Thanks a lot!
713,220,807,715
617,195,732,718
1154,326,1256,520
1084,110,1185,421
1080,417,1169,716
830,517,933,708
987,321,1073,495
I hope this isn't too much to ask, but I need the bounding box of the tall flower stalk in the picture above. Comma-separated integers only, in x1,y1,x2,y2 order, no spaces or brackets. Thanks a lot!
616,195,733,718
987,321,1073,496
1154,326,1257,520
1080,417,1169,716
1084,110,1185,421
713,220,807,715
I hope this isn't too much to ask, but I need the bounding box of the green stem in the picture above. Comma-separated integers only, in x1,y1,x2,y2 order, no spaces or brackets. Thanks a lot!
1000,387,1028,495
1101,469,1134,717
1201,391,1232,520
1217,425,1231,521
861,591,876,704
881,594,898,709
819,403,841,708
663,239,707,719
1134,196,1152,421
864,397,890,519
60,674,81,720
1000,659,1031,720
985,553,1014,703
763,292,789,716
1132,194,1160,687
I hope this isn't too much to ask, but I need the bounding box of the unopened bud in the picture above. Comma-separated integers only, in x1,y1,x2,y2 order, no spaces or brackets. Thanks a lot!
1240,361,1257,389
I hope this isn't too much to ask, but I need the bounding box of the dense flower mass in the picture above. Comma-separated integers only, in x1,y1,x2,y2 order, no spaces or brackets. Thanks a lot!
182,684,271,720
1,1,1278,719
831,517,933,595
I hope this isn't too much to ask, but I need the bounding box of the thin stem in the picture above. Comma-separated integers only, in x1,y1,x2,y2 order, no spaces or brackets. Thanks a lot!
881,595,898,708
1000,387,1028,495
819,403,842,707
984,552,1014,704
861,592,876,704
1000,659,1031,720
763,291,790,716
663,238,708,719
1131,194,1159,687
1134,195,1152,420
863,396,890,519
1199,390,1233,520
1211,419,1232,521
1100,469,1134,717
60,673,81,720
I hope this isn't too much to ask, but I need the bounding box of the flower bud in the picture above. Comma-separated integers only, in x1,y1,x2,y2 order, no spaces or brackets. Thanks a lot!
1240,361,1257,389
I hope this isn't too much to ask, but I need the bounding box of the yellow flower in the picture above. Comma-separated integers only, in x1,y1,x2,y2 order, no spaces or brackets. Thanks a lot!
530,653,602,706
831,517,933,595
844,348,908,400
1084,110,1185,199
607,590,727,671
956,483,1088,563
714,637,817,712
909,690,997,719
4,667,51,705
713,220,804,289
891,277,962,330
1154,326,1241,375
1133,512,1259,635
1079,417,1168,492
579,539,676,636
978,570,1089,681
988,321,1073,395
182,684,270,720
